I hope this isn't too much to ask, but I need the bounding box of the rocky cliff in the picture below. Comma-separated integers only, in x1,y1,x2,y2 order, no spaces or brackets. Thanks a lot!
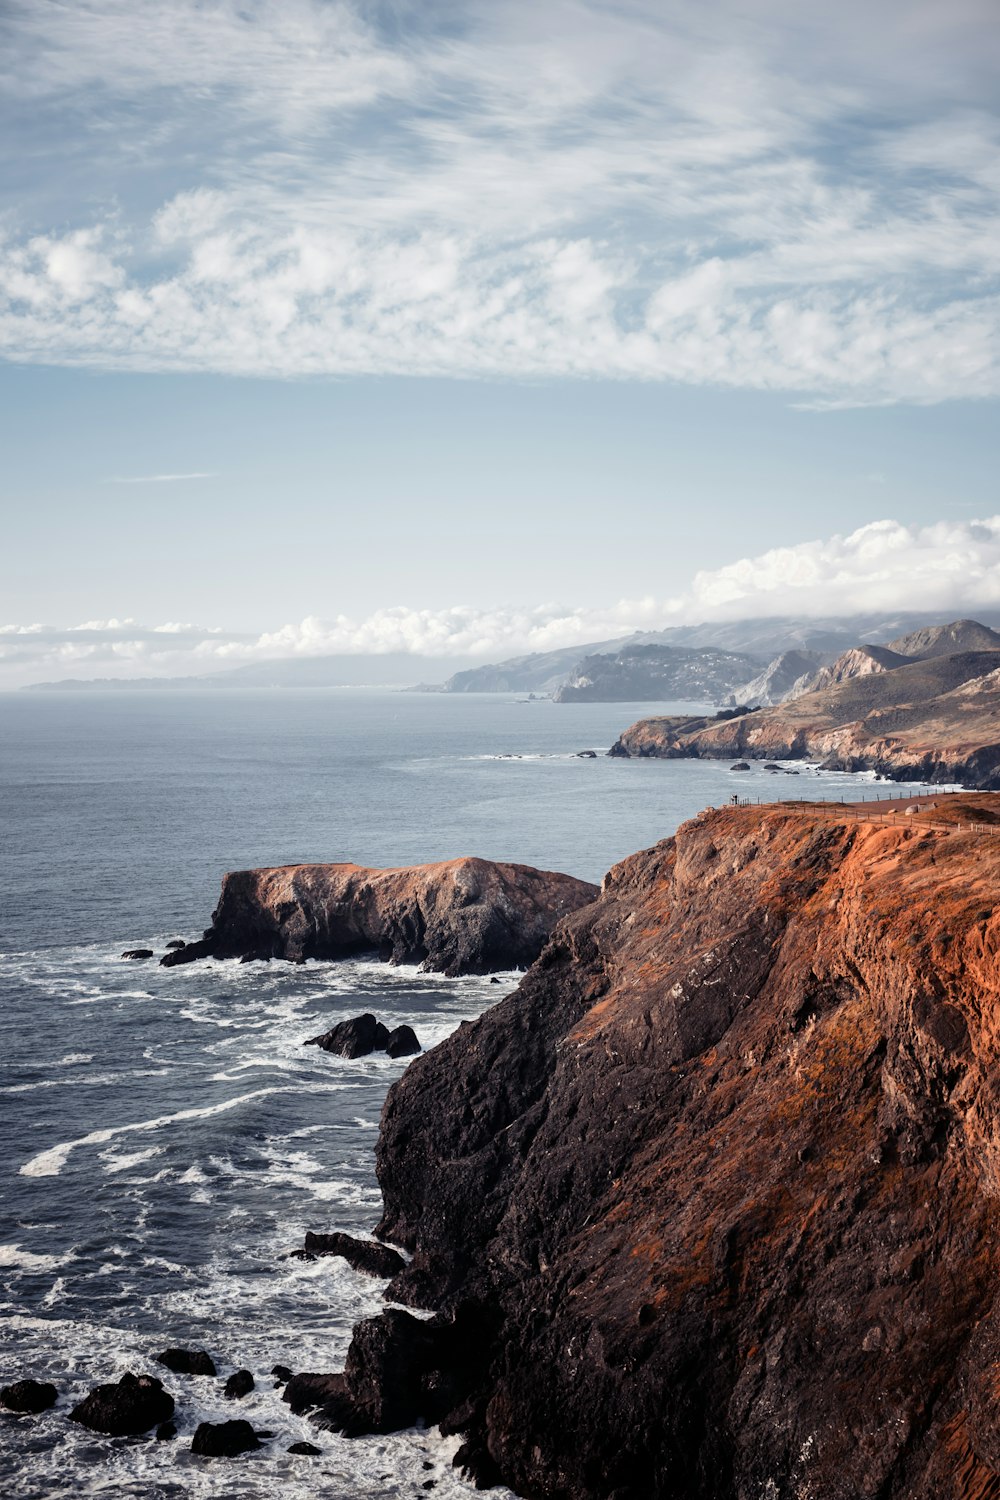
161,858,598,976
609,650,1000,787
309,797,1000,1500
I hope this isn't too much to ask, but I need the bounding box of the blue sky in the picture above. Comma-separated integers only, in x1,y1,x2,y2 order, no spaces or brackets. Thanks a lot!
1,0,998,683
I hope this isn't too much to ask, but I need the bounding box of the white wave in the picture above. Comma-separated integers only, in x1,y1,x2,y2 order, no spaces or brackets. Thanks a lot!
100,1146,162,1174
19,1083,352,1178
55,1052,93,1066
0,1242,71,1272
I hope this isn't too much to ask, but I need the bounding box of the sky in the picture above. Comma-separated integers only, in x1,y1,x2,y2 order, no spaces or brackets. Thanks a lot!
1,0,998,685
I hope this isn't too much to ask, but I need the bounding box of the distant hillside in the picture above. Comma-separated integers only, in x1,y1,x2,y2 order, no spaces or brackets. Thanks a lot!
730,649,827,708
440,638,632,695
24,651,485,692
885,618,1000,660
553,645,760,703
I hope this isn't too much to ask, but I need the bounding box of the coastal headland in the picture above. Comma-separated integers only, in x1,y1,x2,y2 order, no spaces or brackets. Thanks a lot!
289,793,1000,1500
162,857,598,976
608,648,1000,787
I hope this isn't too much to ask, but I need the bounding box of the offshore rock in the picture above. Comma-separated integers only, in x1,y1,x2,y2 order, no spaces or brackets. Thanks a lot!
0,1379,57,1414
341,795,1000,1499
155,1347,216,1377
120,948,153,960
307,1014,390,1057
70,1373,173,1436
223,1369,254,1400
386,1024,421,1058
191,1418,261,1456
162,858,598,976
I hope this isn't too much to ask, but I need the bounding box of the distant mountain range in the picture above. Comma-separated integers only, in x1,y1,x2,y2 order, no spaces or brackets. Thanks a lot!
24,613,1000,701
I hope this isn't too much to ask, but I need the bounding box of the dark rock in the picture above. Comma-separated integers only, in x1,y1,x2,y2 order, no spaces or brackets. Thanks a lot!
70,1373,174,1436
191,1418,261,1457
490,977,501,984
730,761,751,771
223,1369,254,1400
155,1347,216,1377
271,1364,293,1384
301,1231,405,1278
164,939,186,950
160,937,214,967
306,1013,390,1058
282,1372,346,1414
155,1420,177,1441
385,1025,421,1059
120,948,153,960
0,1379,57,1414
575,750,598,758
287,1441,322,1455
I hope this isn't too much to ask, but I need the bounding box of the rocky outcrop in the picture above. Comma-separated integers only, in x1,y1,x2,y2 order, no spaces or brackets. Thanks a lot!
609,650,1000,788
162,858,598,976
0,1379,57,1413
70,1373,174,1436
155,1347,216,1377
309,796,1000,1499
223,1370,254,1400
307,1014,391,1057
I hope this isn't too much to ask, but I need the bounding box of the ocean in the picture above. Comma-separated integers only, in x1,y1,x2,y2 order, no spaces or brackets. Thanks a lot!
0,688,943,1498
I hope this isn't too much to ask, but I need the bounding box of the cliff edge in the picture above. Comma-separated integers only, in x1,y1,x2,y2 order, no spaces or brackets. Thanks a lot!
162,858,598,977
312,797,1000,1499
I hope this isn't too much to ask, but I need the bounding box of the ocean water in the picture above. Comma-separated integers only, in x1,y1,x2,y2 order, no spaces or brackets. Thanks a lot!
0,689,945,1498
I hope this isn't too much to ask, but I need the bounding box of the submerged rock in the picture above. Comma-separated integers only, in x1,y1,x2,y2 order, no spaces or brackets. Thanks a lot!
120,948,153,960
191,1418,261,1457
70,1373,173,1436
155,1347,216,1377
0,1379,57,1414
155,1420,177,1441
164,939,186,950
297,1231,406,1278
288,1440,322,1455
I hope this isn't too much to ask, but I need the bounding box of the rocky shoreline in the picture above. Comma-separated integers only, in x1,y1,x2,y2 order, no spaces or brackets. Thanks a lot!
12,800,1000,1496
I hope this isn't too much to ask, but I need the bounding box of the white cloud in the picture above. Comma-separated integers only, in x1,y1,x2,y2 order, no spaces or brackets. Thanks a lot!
6,516,1000,686
0,0,997,403
105,472,215,483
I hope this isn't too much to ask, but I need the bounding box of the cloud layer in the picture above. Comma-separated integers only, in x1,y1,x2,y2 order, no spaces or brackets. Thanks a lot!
6,516,1000,685
1,1,998,403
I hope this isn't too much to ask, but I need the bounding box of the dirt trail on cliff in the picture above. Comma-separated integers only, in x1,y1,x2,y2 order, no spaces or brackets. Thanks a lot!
318,794,1000,1500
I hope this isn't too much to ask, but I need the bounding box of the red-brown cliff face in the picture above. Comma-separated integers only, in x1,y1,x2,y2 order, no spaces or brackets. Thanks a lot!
302,797,1000,1499
161,857,598,976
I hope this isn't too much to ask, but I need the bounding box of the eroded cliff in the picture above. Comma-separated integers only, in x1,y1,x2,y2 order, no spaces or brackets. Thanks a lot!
312,796,1000,1500
162,858,598,976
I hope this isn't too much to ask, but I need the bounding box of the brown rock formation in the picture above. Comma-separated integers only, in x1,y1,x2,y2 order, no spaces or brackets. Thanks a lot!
309,796,1000,1499
609,650,1000,787
161,858,598,977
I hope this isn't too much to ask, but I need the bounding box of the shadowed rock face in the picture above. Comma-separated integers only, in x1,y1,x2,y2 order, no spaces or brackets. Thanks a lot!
313,797,1000,1499
162,858,599,977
